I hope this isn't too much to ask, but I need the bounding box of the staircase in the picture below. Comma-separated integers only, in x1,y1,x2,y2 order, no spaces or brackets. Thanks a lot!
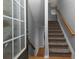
48,21,71,57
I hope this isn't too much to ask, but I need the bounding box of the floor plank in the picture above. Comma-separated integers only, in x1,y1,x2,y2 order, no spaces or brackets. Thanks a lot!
29,48,71,59
29,56,71,59
37,48,45,57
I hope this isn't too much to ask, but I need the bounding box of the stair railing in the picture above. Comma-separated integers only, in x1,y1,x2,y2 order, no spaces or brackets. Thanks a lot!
56,9,75,36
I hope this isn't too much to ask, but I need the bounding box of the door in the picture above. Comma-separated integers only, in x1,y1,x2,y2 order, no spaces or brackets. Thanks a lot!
3,0,27,59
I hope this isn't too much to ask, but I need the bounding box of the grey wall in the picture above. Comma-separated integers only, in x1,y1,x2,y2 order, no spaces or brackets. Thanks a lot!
28,0,44,55
57,0,75,58
57,15,75,59
57,0,75,31
39,27,44,48
48,3,57,21
57,0,75,50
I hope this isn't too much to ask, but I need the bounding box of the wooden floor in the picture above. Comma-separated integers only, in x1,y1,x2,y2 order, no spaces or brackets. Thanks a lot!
29,56,71,59
37,48,44,57
29,48,71,59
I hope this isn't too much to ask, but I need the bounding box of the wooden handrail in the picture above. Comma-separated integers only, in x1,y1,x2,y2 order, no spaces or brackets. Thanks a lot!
56,9,75,36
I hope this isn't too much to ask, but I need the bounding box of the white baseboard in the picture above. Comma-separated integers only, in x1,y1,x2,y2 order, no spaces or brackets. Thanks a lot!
44,55,49,58
34,48,39,56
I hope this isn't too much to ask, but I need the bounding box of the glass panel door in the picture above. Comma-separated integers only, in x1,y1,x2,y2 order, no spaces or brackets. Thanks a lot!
3,0,26,59
3,42,12,59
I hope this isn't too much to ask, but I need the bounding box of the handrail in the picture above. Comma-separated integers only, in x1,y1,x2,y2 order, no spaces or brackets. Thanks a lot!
56,9,75,36
27,38,35,49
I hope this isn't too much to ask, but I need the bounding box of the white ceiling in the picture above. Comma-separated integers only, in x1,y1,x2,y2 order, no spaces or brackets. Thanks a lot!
48,0,58,7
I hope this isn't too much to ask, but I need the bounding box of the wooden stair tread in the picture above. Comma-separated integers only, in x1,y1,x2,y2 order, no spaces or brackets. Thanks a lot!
48,33,63,35
49,53,71,57
49,42,67,46
49,35,64,37
48,21,71,57
48,30,61,31
49,48,70,53
49,37,65,39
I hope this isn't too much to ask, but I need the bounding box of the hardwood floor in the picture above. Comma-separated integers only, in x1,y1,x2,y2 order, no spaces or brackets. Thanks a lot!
37,48,45,57
29,56,71,59
29,48,71,59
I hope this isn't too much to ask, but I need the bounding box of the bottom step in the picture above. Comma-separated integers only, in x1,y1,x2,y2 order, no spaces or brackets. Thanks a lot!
49,53,71,57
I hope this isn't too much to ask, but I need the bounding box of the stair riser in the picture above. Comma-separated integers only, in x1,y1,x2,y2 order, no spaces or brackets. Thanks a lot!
48,28,61,30
49,46,69,49
49,43,67,46
48,27,60,28
48,34,63,36
48,24,59,25
48,21,71,57
49,35,64,37
49,40,66,43
48,23,59,24
48,29,61,31
48,31,62,33
49,45,68,48
48,25,59,27
48,22,58,25
48,33,63,35
49,53,71,57
48,28,60,29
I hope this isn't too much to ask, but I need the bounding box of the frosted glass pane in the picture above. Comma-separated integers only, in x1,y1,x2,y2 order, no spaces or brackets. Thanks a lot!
3,17,12,41
20,7,24,20
21,22,25,35
3,41,12,59
14,39,20,56
21,36,25,50
16,0,19,2
13,1,19,19
3,0,12,17
20,0,24,6
14,20,20,37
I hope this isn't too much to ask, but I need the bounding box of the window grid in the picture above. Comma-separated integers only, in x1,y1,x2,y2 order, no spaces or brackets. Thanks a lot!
3,0,26,59
14,0,24,8
12,0,14,58
19,2,21,51
3,34,25,44
3,15,24,22
24,0,26,49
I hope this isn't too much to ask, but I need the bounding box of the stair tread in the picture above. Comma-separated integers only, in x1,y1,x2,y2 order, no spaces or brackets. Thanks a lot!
48,25,59,26
49,40,66,42
48,28,61,30
49,35,64,37
49,48,70,53
48,31,62,33
48,27,60,28
48,21,71,56
49,42,67,46
49,37,65,39
48,33,63,35
49,52,71,57
49,45,68,48
48,29,61,31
